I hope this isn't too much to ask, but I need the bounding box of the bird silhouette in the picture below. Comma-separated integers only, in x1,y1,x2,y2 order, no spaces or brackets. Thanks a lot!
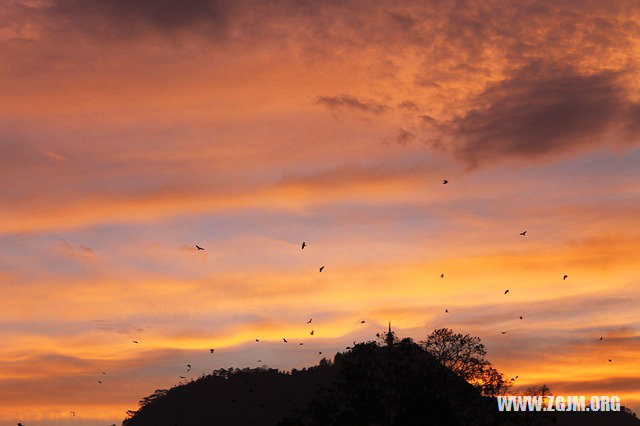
440,273,444,278
132,340,139,344
310,330,314,335
70,411,76,416
102,372,106,374
18,423,24,426
608,359,612,362
299,343,304,345
98,380,102,384
258,359,262,363
519,316,523,320
600,337,603,340
520,231,527,236
196,245,204,250
180,376,186,379
319,266,324,272
307,318,312,323
301,242,306,249
283,338,288,343
443,179,448,184
319,351,322,355
563,275,568,280
187,364,191,371
210,349,214,353
504,289,509,294
501,331,508,334
360,320,365,324
445,309,449,313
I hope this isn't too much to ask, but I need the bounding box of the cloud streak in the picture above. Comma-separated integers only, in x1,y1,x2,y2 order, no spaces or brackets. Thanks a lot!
316,94,391,115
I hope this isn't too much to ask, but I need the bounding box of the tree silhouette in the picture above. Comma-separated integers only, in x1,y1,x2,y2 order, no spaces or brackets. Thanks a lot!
280,328,497,426
422,328,509,397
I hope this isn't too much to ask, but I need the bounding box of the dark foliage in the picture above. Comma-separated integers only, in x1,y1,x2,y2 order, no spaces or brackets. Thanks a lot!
279,336,497,426
123,330,496,426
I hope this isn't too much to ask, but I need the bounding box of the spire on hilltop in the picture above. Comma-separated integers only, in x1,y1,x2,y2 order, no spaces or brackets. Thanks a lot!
385,321,395,347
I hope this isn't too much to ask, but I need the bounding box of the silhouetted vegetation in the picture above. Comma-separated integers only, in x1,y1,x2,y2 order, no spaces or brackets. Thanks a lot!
279,331,497,426
422,328,510,397
122,328,639,426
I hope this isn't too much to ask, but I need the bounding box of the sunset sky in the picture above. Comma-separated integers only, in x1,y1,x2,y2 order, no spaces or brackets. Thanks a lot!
1,0,640,424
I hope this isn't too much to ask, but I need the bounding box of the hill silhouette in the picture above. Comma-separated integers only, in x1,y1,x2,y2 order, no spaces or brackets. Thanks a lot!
122,329,639,426
123,328,496,426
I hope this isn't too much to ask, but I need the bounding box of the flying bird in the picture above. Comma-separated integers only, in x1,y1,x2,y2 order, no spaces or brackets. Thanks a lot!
187,364,191,371
70,412,76,416
307,318,312,323
500,331,508,334
255,339,259,342
608,359,612,362
319,266,324,272
563,275,568,280
299,343,304,345
310,330,314,335
442,179,448,184
196,245,204,250
504,289,509,294
319,351,322,355
301,242,306,249
519,316,523,320
98,380,102,384
445,309,449,313
440,274,444,278
360,320,365,324
210,349,214,353
180,376,186,379
132,341,139,344
283,338,288,343
258,360,262,363
520,231,527,236
102,372,106,374
600,337,603,341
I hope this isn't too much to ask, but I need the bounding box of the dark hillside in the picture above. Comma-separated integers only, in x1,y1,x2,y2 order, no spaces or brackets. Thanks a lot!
123,334,496,426
122,331,639,426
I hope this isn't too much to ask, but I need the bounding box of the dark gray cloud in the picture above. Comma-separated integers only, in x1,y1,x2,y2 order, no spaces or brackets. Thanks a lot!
439,62,640,166
47,0,230,37
316,94,390,114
